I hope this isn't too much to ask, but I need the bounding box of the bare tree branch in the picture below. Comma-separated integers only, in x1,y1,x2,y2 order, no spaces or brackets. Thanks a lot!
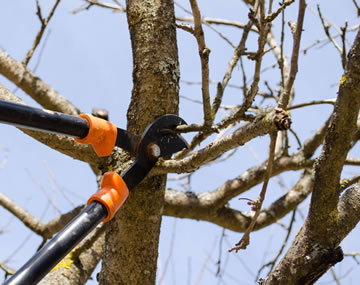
0,263,15,278
0,192,46,237
175,5,295,157
265,29,360,285
265,0,295,23
164,170,313,233
212,18,253,119
176,23,195,34
229,131,277,252
344,252,360,257
302,24,359,54
317,4,346,69
164,108,328,232
176,16,257,31
307,30,360,243
287,98,336,110
189,0,213,127
341,22,349,68
0,192,83,239
0,84,102,165
278,0,306,109
256,207,297,281
237,1,270,117
0,50,80,114
70,0,126,14
353,0,360,16
156,108,283,174
173,16,255,159
23,0,61,66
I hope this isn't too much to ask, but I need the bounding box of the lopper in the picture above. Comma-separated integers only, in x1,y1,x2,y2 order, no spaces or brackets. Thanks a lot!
0,99,188,285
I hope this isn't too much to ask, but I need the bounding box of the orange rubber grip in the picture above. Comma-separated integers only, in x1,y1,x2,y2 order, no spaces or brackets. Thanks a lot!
75,114,117,157
88,172,129,222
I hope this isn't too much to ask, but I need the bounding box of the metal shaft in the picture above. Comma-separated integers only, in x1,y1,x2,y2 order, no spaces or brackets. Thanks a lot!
4,202,107,285
0,100,89,138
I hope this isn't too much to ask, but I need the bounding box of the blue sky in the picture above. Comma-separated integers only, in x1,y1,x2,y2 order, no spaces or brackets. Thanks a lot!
0,0,359,284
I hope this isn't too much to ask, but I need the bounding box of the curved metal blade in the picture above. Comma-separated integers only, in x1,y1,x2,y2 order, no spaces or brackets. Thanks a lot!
121,115,188,191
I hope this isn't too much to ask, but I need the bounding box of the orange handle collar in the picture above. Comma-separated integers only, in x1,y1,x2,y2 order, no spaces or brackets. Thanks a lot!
75,114,117,157
88,172,129,222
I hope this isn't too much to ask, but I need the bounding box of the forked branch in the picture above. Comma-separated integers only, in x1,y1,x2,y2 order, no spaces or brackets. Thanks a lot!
23,0,61,66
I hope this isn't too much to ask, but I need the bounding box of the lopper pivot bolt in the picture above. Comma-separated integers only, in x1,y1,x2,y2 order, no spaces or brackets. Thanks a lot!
0,99,188,285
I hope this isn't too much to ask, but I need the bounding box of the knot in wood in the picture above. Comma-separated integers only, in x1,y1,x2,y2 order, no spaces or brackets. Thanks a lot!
274,107,292,130
202,47,211,57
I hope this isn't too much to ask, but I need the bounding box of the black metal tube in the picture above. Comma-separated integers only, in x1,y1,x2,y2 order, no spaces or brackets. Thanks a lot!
0,100,89,138
4,202,107,285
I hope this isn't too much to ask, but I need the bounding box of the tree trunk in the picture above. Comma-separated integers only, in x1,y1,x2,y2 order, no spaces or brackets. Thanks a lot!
98,1,179,284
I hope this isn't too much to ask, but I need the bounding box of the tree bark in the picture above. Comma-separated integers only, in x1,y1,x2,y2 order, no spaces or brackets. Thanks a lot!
98,1,180,284
264,29,360,285
38,230,105,285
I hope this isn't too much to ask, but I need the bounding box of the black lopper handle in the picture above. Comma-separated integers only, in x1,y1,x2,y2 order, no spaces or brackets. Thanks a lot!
0,100,89,138
3,202,107,285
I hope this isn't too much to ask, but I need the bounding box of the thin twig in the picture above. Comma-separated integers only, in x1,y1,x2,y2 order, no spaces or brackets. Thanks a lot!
317,5,345,68
216,228,226,277
287,98,336,110
280,1,286,88
70,0,125,14
25,168,61,214
343,157,360,166
85,0,124,11
167,173,192,181
289,128,302,149
23,0,61,65
265,0,295,23
302,25,359,54
32,29,52,72
212,18,254,119
176,5,236,48
329,268,341,285
278,0,306,109
0,190,83,241
182,79,275,99
0,51,81,114
176,16,257,31
353,0,360,16
344,252,360,257
189,0,213,128
268,0,274,14
0,262,15,277
235,1,272,119
180,94,233,111
255,208,297,281
240,57,248,98
269,209,296,271
176,23,195,34
193,238,217,285
202,20,236,48
0,192,47,236
340,22,348,68
159,220,177,284
229,131,278,252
